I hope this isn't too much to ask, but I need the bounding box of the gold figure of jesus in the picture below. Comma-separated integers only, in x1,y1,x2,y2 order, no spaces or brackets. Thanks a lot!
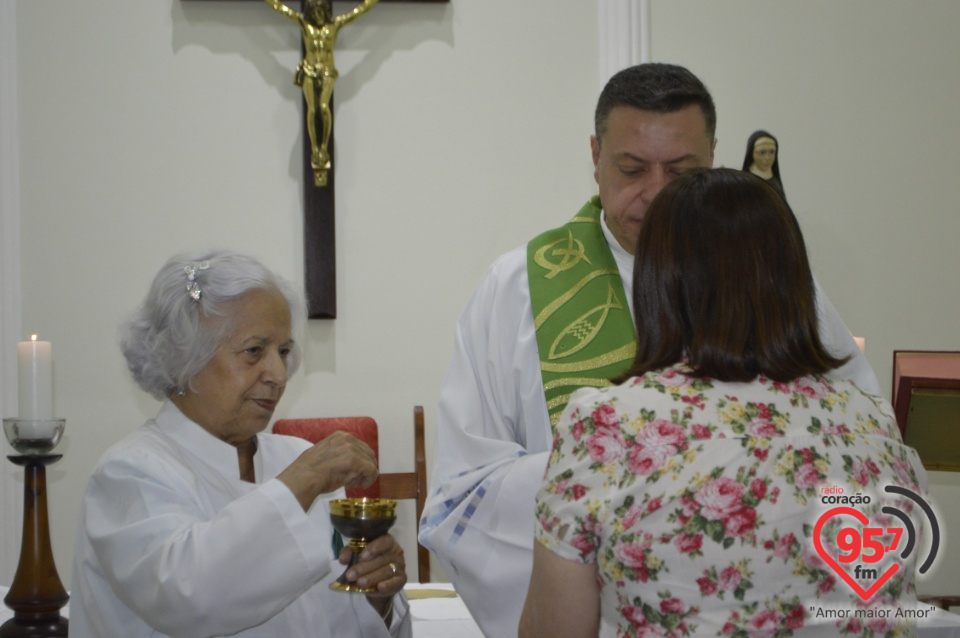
266,0,378,186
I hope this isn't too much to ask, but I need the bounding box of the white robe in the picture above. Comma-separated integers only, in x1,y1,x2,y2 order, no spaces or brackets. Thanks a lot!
70,400,411,638
418,213,881,638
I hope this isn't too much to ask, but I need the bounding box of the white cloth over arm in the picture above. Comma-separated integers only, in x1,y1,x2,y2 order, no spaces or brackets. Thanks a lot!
70,400,410,638
812,278,881,395
419,246,552,638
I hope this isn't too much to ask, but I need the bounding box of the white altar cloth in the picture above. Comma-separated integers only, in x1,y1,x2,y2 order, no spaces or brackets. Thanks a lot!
0,583,483,637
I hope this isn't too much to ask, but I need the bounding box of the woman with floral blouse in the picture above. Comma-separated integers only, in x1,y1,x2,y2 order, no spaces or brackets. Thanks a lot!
520,169,929,638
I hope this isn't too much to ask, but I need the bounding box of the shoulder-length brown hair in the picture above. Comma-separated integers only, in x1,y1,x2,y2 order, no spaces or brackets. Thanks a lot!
619,168,847,383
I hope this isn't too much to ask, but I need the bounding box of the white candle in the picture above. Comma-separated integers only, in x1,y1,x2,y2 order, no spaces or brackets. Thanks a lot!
17,334,53,420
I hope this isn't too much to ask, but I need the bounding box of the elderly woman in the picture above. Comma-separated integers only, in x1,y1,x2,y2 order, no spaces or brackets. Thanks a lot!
742,129,785,200
70,250,410,637
520,169,931,637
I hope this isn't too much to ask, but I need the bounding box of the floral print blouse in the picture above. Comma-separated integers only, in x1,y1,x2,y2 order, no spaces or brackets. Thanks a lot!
536,363,928,638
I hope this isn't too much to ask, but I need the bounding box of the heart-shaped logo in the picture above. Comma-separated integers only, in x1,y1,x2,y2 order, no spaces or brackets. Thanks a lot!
813,506,900,601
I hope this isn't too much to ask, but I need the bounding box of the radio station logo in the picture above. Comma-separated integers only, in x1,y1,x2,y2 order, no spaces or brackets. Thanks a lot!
813,484,939,601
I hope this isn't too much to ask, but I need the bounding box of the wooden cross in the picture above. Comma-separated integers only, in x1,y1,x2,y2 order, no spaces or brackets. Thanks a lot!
186,0,449,318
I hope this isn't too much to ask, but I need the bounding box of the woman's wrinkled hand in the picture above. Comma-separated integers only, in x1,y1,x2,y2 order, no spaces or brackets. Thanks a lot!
277,431,379,509
339,533,406,597
338,533,405,621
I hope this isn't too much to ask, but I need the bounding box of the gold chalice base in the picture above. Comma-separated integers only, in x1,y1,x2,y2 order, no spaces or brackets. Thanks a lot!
329,498,397,593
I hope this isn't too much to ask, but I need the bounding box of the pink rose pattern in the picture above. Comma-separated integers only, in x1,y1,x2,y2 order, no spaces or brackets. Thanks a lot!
535,363,926,637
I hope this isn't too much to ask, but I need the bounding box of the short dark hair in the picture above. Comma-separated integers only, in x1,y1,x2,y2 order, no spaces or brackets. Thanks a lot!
619,168,847,383
595,63,717,142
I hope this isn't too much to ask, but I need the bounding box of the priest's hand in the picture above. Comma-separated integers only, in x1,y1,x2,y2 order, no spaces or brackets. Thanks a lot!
277,432,379,510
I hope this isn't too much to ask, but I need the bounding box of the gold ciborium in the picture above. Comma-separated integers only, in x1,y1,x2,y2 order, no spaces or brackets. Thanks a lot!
329,497,397,593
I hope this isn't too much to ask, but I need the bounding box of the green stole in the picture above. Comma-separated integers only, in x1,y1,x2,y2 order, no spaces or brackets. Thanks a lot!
527,195,636,426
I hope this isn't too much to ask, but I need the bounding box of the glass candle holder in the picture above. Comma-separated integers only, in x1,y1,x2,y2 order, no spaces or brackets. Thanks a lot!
3,418,66,456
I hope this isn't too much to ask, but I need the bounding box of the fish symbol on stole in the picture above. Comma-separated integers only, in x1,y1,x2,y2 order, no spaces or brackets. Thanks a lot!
548,284,623,360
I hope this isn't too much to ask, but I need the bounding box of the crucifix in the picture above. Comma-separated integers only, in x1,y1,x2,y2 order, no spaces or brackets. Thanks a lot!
186,0,448,318
267,0,378,321
266,0,379,189
267,0,451,318
285,0,449,318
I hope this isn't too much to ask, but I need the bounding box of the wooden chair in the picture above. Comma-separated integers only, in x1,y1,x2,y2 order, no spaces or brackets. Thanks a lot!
273,406,430,583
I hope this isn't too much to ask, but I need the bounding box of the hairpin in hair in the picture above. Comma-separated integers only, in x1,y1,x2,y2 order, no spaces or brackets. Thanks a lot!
184,261,210,301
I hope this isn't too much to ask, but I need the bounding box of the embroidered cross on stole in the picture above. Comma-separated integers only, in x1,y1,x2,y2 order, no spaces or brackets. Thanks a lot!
527,196,637,426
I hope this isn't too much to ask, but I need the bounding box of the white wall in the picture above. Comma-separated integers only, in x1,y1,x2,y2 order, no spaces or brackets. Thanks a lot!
648,0,960,596
0,0,24,582
4,0,960,599
6,0,598,586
